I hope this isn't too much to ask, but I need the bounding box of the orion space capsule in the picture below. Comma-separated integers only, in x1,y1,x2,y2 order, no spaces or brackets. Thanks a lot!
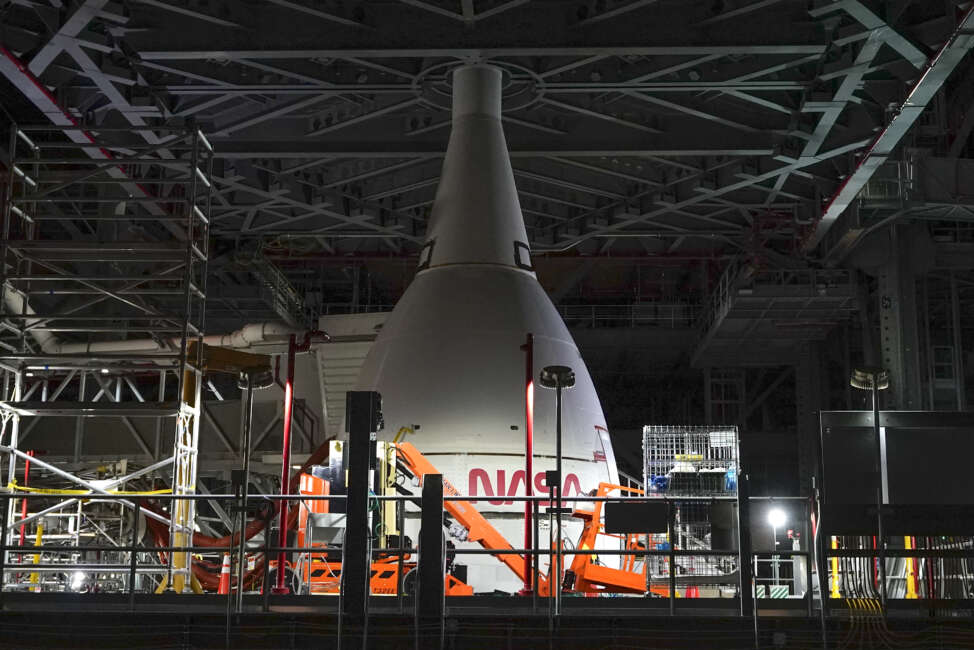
354,65,618,591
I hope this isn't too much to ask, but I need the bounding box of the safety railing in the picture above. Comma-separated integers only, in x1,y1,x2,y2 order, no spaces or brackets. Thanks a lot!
557,303,699,329
821,540,974,605
249,250,309,328
0,491,745,607
696,257,743,338
319,303,395,315
3,488,972,641
318,302,700,329
695,260,857,340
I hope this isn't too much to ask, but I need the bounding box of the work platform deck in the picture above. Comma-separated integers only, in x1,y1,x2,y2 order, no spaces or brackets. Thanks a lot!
692,264,858,367
1,593,971,649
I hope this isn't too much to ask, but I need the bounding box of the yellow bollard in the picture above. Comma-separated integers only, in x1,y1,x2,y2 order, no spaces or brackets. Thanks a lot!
30,522,43,593
830,536,841,598
904,536,917,599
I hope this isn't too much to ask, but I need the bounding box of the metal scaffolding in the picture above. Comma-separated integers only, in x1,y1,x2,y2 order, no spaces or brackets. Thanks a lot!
0,120,212,593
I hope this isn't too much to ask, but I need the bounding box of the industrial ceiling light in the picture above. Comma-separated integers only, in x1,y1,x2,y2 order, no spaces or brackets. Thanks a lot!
236,369,275,391
850,367,889,391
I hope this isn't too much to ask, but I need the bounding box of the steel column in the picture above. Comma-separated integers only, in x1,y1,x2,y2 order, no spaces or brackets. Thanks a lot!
521,333,534,593
879,226,922,410
272,334,296,595
417,473,445,650
951,272,966,410
796,343,823,497
341,391,380,624
236,376,255,613
737,472,754,626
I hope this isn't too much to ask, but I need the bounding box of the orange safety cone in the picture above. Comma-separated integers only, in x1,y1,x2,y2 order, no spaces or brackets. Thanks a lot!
218,553,231,595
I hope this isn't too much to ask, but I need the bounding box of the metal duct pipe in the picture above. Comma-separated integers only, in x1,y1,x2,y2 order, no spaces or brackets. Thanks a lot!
1,286,58,353
1,285,300,354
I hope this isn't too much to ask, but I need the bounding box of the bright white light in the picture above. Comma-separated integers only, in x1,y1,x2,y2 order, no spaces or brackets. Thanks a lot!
100,368,110,375
767,508,786,529
71,571,85,590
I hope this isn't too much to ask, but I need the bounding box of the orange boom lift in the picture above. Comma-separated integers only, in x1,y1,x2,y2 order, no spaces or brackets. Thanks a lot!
294,441,674,598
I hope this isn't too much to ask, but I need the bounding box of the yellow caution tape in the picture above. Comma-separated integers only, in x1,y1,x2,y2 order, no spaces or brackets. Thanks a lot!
7,480,171,496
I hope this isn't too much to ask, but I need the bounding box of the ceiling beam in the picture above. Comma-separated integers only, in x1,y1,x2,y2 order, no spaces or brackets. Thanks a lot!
210,142,775,159
211,175,423,242
130,0,247,28
28,0,111,75
264,0,371,28
0,46,174,224
138,46,827,60
573,0,661,27
805,6,974,250
551,137,871,251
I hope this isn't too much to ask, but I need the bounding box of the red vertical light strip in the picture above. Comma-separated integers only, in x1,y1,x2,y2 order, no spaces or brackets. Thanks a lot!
910,536,920,597
522,333,534,593
273,334,297,594
872,535,878,591
18,450,33,547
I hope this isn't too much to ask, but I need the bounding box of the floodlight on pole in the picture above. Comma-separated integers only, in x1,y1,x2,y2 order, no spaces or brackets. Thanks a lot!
539,365,574,616
767,507,786,586
849,365,890,608
767,508,786,529
850,367,890,391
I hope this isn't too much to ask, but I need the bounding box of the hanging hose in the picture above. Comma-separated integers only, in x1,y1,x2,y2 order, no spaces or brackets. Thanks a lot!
142,434,334,591
7,481,172,496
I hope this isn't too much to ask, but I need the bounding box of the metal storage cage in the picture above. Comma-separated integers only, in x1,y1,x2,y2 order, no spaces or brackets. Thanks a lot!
642,425,741,598
642,425,739,498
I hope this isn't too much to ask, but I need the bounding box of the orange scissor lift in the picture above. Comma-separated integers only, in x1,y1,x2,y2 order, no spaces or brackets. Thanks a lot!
296,442,675,598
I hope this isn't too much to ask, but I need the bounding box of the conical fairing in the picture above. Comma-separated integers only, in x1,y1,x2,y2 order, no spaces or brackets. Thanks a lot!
420,65,533,273
352,64,617,592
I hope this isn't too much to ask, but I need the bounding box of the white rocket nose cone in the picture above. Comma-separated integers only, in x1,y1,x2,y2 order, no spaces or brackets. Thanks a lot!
352,62,617,593
419,65,533,274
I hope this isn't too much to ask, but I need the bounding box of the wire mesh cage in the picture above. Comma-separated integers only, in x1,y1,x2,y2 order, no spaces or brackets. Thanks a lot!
642,425,739,497
641,425,741,596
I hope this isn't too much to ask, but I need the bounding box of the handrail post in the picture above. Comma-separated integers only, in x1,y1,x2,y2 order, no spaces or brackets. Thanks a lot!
532,499,539,614
804,499,813,619
738,475,754,619
0,491,8,604
396,496,405,613
128,504,140,610
261,502,272,613
668,500,676,615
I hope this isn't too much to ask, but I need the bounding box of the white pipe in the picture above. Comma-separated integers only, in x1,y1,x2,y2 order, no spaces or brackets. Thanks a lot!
2,286,300,354
2,286,58,352
55,322,301,354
